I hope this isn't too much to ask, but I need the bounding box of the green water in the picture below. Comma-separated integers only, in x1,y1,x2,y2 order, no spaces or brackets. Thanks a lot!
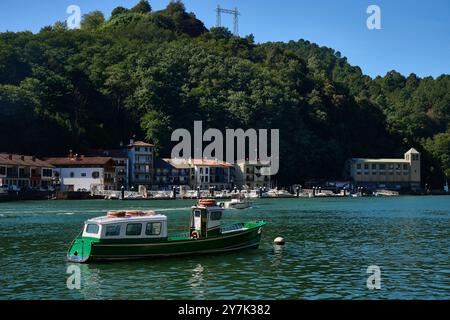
0,197,449,300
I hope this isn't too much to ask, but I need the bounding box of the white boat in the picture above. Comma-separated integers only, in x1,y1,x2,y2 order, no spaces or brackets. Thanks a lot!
265,189,295,198
105,194,120,200
125,194,145,200
373,190,399,197
221,194,252,209
242,190,260,199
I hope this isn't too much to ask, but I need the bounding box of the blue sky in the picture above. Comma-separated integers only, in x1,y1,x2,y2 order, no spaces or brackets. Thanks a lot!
0,0,449,78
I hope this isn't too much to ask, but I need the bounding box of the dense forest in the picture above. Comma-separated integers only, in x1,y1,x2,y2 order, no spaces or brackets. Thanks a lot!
0,1,449,187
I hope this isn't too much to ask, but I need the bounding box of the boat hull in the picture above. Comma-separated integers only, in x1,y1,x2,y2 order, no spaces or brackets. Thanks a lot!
225,202,251,209
67,222,265,263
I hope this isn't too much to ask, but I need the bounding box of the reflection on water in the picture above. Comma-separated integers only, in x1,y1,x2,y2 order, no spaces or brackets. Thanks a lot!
271,245,284,269
0,197,449,299
188,264,205,299
76,264,103,300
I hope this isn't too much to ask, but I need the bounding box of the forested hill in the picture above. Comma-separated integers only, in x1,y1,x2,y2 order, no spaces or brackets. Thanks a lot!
0,0,449,187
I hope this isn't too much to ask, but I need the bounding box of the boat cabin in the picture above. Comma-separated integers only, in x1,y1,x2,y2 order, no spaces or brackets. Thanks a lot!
191,199,224,238
82,211,168,240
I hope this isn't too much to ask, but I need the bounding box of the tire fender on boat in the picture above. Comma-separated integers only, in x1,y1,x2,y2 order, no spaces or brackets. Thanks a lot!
191,230,200,239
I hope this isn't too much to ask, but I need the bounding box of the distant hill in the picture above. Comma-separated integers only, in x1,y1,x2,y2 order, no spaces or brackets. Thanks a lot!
0,0,448,187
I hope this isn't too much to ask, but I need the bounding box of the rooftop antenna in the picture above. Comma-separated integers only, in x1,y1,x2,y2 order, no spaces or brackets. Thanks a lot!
216,4,240,36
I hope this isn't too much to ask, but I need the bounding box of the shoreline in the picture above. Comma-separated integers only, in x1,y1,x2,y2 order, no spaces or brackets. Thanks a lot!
1,192,449,203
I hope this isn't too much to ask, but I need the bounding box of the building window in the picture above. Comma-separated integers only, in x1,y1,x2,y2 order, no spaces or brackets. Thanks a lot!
70,172,75,178
0,166,5,175
126,223,142,236
135,147,140,152
92,171,100,179
145,222,162,236
81,173,87,177
412,154,419,161
356,164,362,170
205,168,209,174
42,169,53,177
371,164,377,170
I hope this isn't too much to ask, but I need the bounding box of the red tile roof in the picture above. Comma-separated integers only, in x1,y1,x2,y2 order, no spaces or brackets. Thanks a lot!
163,158,233,168
128,141,154,147
0,154,54,168
191,159,233,167
45,156,114,167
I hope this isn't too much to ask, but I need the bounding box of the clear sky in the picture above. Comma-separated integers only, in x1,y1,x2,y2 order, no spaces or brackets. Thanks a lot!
0,0,449,78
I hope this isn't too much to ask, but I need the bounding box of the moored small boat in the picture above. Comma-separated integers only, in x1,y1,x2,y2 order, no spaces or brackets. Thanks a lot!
67,199,266,263
220,194,252,209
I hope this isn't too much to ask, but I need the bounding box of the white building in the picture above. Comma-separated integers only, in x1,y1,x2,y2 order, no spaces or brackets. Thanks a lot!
163,158,234,190
46,154,116,192
234,160,272,190
89,149,129,189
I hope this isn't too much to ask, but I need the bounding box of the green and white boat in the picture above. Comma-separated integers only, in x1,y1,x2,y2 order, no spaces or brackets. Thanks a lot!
67,199,266,263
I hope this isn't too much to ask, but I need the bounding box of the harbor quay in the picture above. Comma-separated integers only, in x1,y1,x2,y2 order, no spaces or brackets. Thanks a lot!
1,145,449,202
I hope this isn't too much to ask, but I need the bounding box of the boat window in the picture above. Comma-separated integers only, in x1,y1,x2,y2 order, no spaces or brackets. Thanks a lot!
105,224,121,237
126,223,142,236
210,211,222,221
86,224,99,235
145,222,162,236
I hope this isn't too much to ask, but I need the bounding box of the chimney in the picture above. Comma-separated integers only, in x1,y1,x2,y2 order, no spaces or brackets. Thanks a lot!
8,154,12,160
21,155,25,161
69,150,73,159
32,156,36,162
129,139,134,145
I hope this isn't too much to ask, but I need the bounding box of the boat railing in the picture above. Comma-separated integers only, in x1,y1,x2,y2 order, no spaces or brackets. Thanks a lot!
221,223,245,233
169,231,191,239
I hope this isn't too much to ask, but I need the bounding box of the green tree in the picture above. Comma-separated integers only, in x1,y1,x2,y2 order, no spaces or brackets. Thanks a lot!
111,6,129,17
130,0,152,14
81,11,105,30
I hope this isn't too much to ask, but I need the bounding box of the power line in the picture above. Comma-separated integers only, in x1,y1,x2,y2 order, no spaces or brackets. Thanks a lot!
215,5,240,36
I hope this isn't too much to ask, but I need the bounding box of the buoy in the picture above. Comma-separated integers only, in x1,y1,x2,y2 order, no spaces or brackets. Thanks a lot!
273,237,285,245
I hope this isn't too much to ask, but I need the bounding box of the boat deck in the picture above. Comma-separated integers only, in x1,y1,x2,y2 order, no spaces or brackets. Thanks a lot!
168,223,249,241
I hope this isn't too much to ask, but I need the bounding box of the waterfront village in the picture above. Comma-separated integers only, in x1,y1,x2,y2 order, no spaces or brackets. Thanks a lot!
0,138,434,201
